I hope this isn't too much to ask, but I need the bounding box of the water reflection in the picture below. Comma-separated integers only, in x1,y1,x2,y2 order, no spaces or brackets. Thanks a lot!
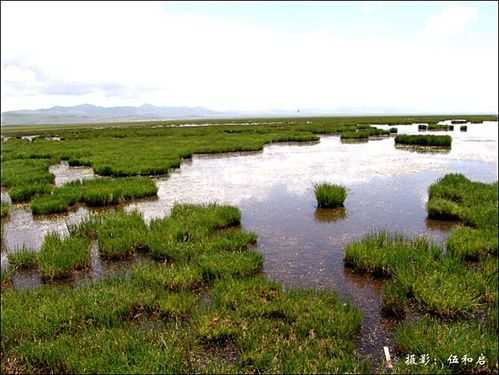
314,207,347,223
49,161,95,186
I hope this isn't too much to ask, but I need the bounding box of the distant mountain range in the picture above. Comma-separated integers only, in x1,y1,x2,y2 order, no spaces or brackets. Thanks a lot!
3,104,492,126
1,104,231,125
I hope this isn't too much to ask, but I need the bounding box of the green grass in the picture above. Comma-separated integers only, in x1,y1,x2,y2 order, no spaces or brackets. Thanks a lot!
446,226,498,260
9,183,53,203
7,248,38,270
340,126,390,141
0,202,9,218
427,124,452,131
131,262,204,291
198,250,263,281
394,134,452,147
96,210,148,259
344,231,440,277
17,326,186,374
0,199,375,374
31,177,158,214
460,125,468,131
314,183,346,208
427,174,498,228
344,231,492,318
1,159,54,188
38,232,91,280
393,318,497,374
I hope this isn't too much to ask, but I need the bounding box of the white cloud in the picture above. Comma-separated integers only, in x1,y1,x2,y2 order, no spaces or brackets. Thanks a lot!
1,1,497,113
423,6,478,37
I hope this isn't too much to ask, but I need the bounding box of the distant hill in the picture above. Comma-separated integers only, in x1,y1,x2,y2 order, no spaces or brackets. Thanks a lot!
1,104,228,125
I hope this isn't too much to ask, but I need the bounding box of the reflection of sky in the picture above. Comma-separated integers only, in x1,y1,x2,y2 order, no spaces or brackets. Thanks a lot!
49,162,95,186
127,122,498,221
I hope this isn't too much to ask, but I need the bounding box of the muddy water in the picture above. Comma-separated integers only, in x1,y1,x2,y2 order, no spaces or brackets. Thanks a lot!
1,121,497,364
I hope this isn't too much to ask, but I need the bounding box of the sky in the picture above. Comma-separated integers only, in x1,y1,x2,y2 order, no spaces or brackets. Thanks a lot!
1,1,498,114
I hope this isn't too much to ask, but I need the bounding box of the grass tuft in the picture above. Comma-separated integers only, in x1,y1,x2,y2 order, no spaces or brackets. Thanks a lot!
395,134,451,147
38,233,90,280
314,183,346,208
7,248,38,270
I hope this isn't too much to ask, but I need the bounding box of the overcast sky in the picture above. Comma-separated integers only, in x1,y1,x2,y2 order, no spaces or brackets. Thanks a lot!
1,1,498,113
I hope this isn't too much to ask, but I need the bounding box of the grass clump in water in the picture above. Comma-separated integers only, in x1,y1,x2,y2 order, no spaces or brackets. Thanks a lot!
395,134,451,147
389,127,398,133
10,184,53,203
427,124,452,131
344,231,489,318
31,177,158,214
460,125,468,131
38,233,90,280
7,248,38,270
96,210,148,259
427,173,498,228
344,231,440,277
314,183,346,208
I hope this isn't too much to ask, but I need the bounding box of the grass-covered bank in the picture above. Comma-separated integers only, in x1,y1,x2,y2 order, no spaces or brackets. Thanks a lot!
1,203,369,374
344,173,498,373
31,177,158,215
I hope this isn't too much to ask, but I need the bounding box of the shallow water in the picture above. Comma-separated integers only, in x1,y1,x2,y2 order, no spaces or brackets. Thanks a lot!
1,121,497,364
49,161,95,186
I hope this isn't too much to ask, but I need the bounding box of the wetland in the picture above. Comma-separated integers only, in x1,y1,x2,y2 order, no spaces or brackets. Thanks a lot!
1,115,497,373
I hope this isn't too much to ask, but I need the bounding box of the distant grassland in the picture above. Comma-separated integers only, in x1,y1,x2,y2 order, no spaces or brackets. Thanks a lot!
1,115,496,208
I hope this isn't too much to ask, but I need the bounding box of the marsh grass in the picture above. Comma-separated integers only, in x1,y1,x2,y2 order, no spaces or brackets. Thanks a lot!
389,127,398,133
344,231,440,277
1,200,370,374
447,226,497,260
460,125,468,131
31,177,158,214
395,134,451,147
314,183,346,208
158,292,199,320
1,201,9,218
96,211,148,259
427,174,498,228
340,127,389,141
198,250,263,281
344,231,491,317
418,124,428,130
7,248,38,270
394,318,498,373
392,256,485,318
1,159,54,188
10,184,53,203
427,124,452,131
38,233,91,280
16,326,186,374
131,262,204,291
